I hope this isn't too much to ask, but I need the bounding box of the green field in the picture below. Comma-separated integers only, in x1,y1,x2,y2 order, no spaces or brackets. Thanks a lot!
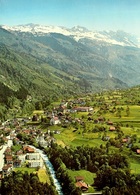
131,162,140,174
68,169,96,193
14,167,36,174
68,169,96,184
50,89,140,176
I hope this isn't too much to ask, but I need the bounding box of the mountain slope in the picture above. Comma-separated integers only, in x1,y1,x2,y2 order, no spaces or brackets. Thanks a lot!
1,24,140,96
0,42,81,97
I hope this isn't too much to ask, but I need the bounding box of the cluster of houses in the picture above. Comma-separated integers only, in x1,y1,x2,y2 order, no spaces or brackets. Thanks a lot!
0,118,56,149
1,145,44,179
49,106,94,125
0,99,95,181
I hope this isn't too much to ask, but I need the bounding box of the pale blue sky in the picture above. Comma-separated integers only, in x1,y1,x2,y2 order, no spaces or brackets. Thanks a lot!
0,0,140,36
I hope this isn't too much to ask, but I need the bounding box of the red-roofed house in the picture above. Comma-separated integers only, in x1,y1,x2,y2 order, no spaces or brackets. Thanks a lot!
4,147,12,155
23,146,35,153
75,181,88,191
5,154,13,164
75,176,88,191
23,129,30,134
107,120,113,125
75,176,84,182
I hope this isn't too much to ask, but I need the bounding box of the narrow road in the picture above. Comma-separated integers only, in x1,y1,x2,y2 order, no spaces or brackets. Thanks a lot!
0,145,7,171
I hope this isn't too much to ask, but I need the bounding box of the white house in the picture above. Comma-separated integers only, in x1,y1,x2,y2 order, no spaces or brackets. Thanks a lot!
26,152,40,160
73,107,93,112
28,159,44,168
50,116,61,125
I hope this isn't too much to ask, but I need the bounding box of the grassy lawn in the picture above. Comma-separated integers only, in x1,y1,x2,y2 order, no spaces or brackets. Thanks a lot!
33,110,44,115
127,155,140,175
55,130,105,147
130,162,140,174
54,129,78,146
71,137,105,147
68,169,96,193
68,169,96,185
56,140,66,147
14,167,36,174
37,168,50,184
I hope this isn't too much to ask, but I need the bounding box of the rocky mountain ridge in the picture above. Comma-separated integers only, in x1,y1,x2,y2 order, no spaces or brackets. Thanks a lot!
2,24,140,47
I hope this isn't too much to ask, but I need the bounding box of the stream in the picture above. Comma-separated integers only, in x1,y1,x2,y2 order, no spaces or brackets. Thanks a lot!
30,146,63,195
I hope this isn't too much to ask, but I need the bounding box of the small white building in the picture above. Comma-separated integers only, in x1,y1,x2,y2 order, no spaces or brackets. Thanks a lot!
28,159,44,168
73,107,93,112
26,152,40,160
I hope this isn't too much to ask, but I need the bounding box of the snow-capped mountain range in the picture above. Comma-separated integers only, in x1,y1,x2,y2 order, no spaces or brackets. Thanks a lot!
2,24,140,48
1,23,140,93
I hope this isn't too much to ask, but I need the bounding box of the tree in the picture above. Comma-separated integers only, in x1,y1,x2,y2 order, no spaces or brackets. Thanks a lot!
126,106,130,117
32,114,38,121
35,101,43,110
16,86,29,100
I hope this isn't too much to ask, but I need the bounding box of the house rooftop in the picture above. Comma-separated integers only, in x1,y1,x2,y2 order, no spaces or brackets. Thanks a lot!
109,126,116,131
2,164,12,170
75,181,88,190
23,146,35,153
75,176,84,181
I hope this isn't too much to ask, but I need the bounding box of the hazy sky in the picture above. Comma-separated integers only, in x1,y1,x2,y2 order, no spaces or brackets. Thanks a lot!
0,0,140,35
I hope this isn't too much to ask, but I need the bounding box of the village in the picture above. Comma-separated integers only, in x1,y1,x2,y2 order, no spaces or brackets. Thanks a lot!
1,90,140,194
0,98,96,192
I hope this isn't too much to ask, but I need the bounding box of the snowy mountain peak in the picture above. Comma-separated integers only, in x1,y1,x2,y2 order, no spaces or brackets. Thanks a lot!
71,26,90,33
2,24,140,47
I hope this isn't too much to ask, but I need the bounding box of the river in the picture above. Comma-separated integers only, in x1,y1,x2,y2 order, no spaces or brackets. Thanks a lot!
0,137,63,194
30,146,63,195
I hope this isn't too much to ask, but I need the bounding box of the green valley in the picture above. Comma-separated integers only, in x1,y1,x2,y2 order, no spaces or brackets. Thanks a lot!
1,24,140,194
